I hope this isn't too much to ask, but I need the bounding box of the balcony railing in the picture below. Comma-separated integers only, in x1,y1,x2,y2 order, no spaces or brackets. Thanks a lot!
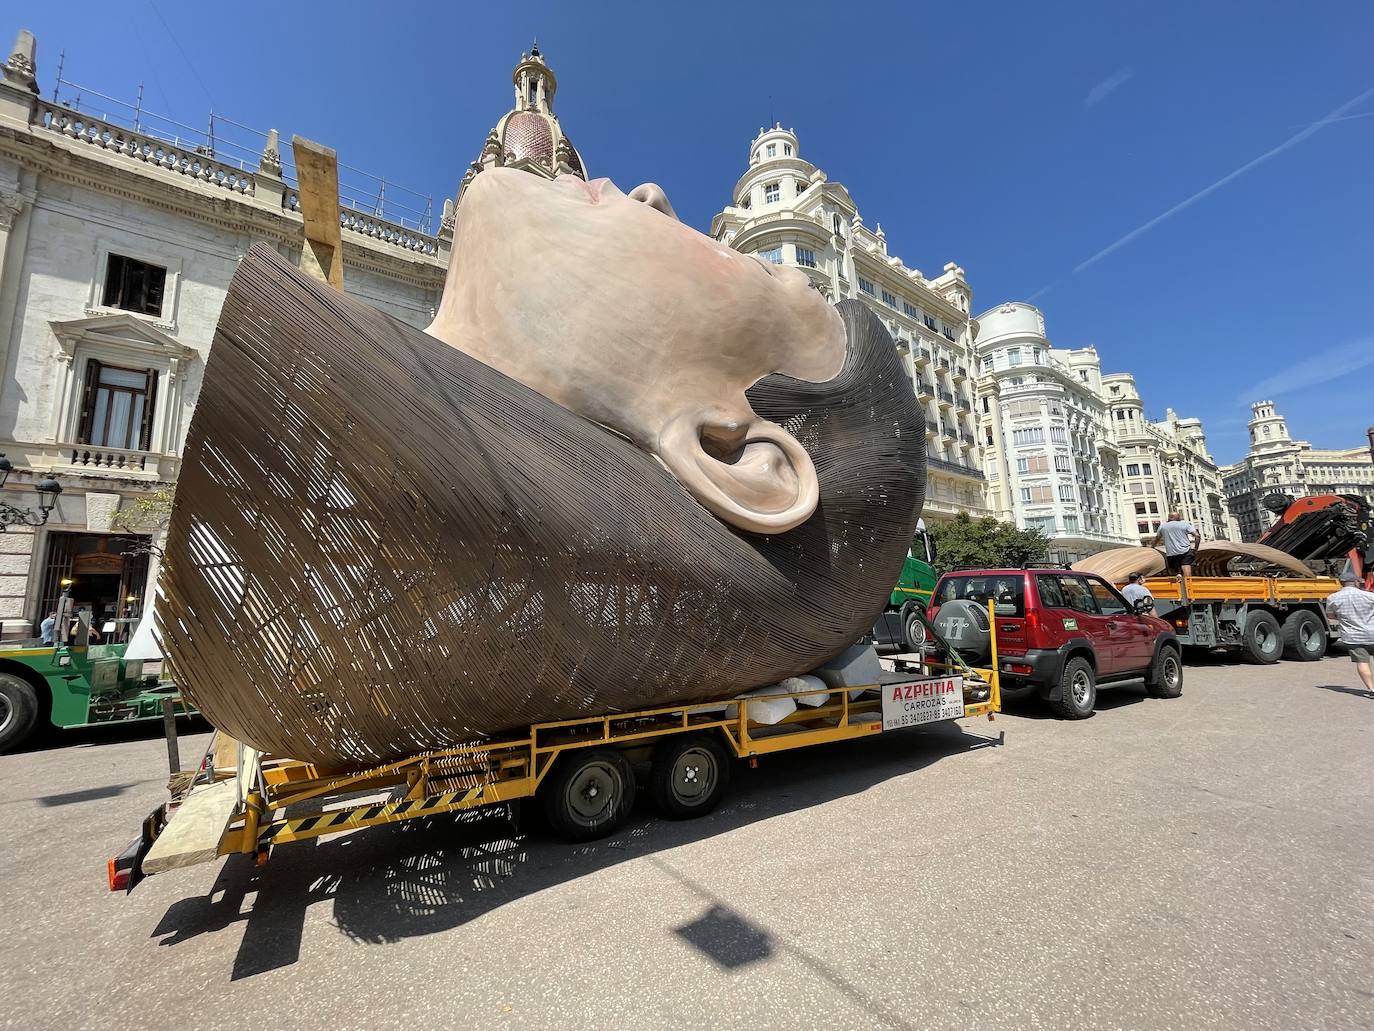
926,455,985,480
1,441,180,482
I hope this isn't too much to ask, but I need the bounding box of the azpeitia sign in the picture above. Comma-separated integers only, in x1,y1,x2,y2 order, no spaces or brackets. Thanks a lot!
881,676,964,730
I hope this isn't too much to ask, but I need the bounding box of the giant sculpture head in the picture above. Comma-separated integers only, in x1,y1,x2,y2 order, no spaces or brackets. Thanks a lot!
428,168,846,534
158,171,926,768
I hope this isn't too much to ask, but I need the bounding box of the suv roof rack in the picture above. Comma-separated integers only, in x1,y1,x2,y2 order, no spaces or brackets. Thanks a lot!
1021,562,1073,570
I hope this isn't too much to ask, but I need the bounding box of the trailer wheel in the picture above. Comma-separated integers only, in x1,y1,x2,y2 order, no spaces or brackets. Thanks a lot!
0,672,40,754
540,747,636,842
651,733,731,820
1051,656,1096,719
1145,644,1184,699
1241,611,1282,664
1281,611,1326,661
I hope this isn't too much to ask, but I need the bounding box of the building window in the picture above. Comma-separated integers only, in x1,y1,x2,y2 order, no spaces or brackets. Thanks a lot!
1059,484,1075,502
1049,427,1067,443
1020,487,1033,503
1026,516,1055,534
783,143,793,157
103,254,167,318
1149,502,1159,514
764,182,780,203
1012,428,1044,446
796,247,816,268
833,214,844,236
1137,521,1151,534
923,315,937,331
1126,463,1140,476
78,360,157,451
1063,515,1079,533
858,277,876,296
795,178,806,194
1135,502,1147,515
882,289,898,308
980,356,993,373
942,326,956,341
765,143,776,158
1055,455,1071,472
1008,348,1022,367
1142,462,1152,475
759,247,783,264
981,397,990,413
903,302,918,318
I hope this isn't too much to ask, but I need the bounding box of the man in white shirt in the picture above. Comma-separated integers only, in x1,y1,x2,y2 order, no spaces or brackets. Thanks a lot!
1121,572,1153,611
1154,512,1201,577
1326,570,1374,695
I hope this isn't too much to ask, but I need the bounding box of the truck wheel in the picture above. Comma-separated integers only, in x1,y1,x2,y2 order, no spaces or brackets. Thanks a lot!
651,733,731,820
1280,611,1326,661
0,672,41,754
1241,611,1282,664
1145,645,1184,698
902,607,928,653
1051,657,1096,719
540,747,636,842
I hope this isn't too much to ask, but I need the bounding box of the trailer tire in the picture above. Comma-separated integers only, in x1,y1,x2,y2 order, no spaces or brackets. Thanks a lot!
540,747,636,842
1280,610,1326,662
1241,611,1282,664
651,733,731,820
0,671,40,754
1145,644,1184,699
1050,656,1096,719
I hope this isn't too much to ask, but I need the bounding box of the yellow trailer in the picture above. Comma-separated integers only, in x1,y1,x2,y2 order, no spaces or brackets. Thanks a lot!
110,613,1002,891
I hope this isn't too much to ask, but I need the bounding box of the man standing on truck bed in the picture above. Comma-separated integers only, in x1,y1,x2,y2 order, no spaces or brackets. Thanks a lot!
1326,570,1374,695
1155,512,1200,577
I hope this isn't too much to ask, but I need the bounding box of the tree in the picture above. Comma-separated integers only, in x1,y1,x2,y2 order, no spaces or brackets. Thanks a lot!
926,512,1049,573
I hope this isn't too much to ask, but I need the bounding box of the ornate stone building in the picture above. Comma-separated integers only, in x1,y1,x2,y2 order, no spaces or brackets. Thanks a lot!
1101,374,1231,543
1221,401,1374,541
975,302,1135,563
457,44,587,200
0,27,450,638
709,124,989,524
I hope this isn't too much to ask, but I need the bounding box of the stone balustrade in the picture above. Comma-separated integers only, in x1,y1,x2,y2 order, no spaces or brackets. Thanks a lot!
283,191,439,255
0,440,180,482
34,102,255,195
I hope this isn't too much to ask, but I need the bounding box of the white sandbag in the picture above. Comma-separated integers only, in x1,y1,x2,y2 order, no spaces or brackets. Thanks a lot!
814,644,884,700
726,685,798,725
780,674,830,708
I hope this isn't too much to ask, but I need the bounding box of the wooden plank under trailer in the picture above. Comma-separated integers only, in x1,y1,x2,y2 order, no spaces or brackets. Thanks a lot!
112,611,1003,891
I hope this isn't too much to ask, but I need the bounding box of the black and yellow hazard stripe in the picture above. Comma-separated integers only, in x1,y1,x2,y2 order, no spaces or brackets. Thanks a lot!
259,783,492,844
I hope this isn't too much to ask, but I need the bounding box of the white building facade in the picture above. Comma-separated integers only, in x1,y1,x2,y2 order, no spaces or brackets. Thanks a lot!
1221,401,1374,541
975,302,1134,562
709,125,989,524
0,28,450,638
1102,374,1231,543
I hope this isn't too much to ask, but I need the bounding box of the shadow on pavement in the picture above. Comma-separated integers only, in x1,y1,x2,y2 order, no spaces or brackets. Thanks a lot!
16,714,211,755
148,720,998,982
1314,684,1374,699
997,681,1152,720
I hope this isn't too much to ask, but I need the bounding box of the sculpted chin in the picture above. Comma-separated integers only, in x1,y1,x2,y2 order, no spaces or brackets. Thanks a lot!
157,172,926,768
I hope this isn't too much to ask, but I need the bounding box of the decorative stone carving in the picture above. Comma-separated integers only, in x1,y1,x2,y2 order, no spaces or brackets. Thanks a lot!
3,30,38,93
258,128,283,176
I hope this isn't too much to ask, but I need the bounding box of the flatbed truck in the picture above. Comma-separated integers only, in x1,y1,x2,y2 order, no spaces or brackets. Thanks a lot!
110,610,1002,892
1133,575,1341,664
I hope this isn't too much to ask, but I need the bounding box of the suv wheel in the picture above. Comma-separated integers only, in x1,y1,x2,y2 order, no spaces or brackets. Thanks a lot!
1051,656,1096,719
1145,644,1184,699
1241,611,1282,664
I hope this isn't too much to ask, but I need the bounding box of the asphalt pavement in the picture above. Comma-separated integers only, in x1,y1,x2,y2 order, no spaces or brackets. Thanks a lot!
1,654,1371,1030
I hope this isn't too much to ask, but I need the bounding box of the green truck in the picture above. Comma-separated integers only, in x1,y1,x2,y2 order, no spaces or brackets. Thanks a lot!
0,625,186,753
872,519,939,653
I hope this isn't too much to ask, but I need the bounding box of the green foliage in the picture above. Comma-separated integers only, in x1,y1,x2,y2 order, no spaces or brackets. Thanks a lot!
110,487,175,534
926,512,1050,573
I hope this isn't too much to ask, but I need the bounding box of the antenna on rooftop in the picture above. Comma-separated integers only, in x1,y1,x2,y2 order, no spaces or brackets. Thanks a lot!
53,49,64,103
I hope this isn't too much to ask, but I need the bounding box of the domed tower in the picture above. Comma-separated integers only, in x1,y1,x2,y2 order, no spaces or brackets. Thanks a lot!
458,44,588,201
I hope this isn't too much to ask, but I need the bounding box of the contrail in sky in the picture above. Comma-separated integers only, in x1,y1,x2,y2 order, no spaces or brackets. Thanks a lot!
1027,85,1374,301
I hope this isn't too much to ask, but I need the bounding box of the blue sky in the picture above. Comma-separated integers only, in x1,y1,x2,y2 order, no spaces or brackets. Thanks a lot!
12,1,1372,465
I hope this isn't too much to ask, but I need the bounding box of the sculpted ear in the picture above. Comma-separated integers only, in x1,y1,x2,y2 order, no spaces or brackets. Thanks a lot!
658,410,819,535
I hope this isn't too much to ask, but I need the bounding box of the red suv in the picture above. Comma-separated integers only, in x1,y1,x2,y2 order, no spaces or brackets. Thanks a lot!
927,567,1181,719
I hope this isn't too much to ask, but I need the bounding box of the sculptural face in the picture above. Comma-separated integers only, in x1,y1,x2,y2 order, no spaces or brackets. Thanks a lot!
428,168,847,534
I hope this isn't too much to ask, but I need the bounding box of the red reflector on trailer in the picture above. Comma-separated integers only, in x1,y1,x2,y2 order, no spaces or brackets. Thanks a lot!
108,857,130,893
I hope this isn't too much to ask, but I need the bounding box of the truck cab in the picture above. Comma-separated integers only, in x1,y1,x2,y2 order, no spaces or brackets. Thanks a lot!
872,520,938,653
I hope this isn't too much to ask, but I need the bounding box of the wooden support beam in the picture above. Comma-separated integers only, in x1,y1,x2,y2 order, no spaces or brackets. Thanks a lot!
291,135,344,290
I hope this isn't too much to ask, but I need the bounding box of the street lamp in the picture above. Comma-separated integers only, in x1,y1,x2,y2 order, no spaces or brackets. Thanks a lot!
0,453,63,532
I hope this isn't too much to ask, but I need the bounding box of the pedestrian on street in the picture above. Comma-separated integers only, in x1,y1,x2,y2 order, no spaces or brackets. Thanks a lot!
39,610,56,645
1155,512,1200,577
1326,570,1374,696
1121,572,1153,611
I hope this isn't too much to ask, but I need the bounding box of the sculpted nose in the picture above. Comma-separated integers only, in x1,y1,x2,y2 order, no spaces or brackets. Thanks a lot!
628,182,677,220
